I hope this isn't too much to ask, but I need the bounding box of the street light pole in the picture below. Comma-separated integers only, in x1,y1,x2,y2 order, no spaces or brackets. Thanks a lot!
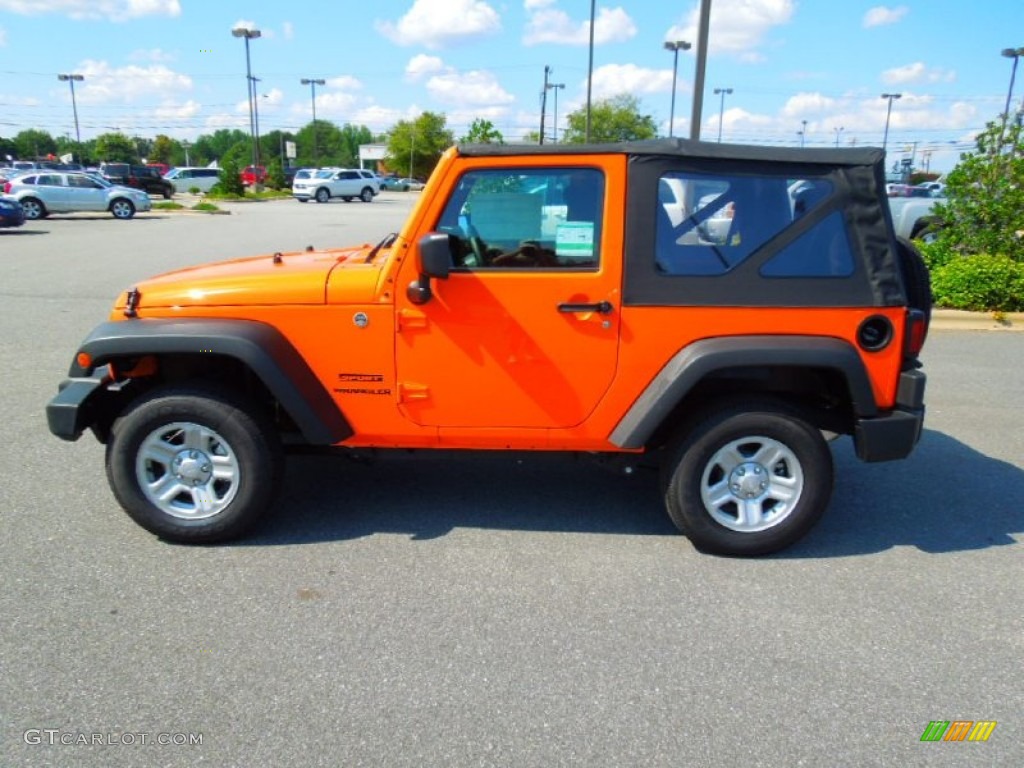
800,119,807,148
1001,47,1024,119
880,92,902,152
231,26,261,174
663,40,691,138
57,74,84,158
300,78,326,167
713,87,732,143
834,126,845,147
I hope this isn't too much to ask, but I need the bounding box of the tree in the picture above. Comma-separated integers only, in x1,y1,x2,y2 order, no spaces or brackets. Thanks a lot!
460,118,504,145
150,135,177,166
386,112,454,179
192,129,249,166
213,153,245,196
933,116,1024,261
94,132,138,162
266,157,287,190
14,129,57,160
561,94,657,144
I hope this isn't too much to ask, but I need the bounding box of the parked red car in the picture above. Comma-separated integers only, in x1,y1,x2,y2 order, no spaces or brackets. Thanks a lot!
241,165,267,186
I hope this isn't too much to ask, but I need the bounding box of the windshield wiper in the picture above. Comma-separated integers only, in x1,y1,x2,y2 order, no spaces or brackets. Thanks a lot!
365,232,397,263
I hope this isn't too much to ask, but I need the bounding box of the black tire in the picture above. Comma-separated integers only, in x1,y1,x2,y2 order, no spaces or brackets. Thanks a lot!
895,236,932,324
105,384,284,543
162,187,173,200
360,187,374,203
662,399,833,556
315,187,330,204
21,197,46,220
110,198,136,219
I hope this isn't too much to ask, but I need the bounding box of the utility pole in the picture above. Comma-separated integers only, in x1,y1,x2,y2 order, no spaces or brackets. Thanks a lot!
539,65,551,145
689,0,712,141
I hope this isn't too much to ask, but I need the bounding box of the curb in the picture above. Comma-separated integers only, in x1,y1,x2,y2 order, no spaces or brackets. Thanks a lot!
930,309,1024,331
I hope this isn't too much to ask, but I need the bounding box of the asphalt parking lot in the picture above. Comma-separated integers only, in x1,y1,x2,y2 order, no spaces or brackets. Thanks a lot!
1,197,1022,767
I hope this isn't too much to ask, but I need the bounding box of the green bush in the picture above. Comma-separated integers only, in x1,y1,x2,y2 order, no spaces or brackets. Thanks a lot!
916,240,957,272
929,254,1024,312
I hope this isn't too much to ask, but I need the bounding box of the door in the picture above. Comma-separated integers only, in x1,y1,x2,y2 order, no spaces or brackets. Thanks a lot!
395,165,621,429
33,174,68,211
65,173,108,211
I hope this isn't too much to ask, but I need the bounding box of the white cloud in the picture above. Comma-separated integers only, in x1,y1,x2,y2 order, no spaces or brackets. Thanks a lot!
231,19,258,33
780,91,838,118
0,0,180,20
326,76,363,91
377,0,500,49
523,0,554,9
349,103,423,131
282,21,294,40
0,26,7,46
127,48,175,63
406,54,445,82
882,62,955,85
426,69,514,106
72,60,192,104
588,64,675,100
667,0,794,61
863,5,908,28
524,6,636,46
152,99,201,121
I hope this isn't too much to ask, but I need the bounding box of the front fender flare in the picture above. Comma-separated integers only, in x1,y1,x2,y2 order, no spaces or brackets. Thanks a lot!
63,318,352,445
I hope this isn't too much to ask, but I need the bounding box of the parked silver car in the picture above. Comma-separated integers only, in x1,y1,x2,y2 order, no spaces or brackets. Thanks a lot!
5,171,152,220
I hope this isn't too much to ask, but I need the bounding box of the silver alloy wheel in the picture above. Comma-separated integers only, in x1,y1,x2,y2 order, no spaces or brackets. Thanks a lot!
111,199,135,219
21,198,44,219
135,421,240,520
315,187,330,203
699,435,804,533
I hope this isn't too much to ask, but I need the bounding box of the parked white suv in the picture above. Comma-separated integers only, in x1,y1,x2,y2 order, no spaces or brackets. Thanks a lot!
292,168,379,203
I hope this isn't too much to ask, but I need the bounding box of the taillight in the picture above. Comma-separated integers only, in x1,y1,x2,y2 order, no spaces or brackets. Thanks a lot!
2,182,10,194
904,309,928,361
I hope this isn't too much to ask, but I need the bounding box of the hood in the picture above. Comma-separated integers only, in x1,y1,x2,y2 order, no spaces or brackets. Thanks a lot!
114,245,382,310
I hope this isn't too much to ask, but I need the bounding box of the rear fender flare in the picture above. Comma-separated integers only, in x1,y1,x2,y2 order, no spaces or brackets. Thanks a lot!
609,335,877,449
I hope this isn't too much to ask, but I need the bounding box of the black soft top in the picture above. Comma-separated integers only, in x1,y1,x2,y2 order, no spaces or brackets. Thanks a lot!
457,138,884,169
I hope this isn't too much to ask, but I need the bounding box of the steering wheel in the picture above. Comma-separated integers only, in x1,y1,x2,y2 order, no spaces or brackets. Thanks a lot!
465,223,488,266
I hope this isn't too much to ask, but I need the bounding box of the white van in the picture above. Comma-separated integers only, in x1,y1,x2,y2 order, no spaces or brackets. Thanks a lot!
164,167,222,194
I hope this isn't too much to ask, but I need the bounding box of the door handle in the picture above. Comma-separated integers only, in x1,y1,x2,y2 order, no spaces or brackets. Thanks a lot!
557,301,613,314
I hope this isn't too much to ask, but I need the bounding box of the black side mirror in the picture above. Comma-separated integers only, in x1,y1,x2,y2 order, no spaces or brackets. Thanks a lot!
407,233,453,305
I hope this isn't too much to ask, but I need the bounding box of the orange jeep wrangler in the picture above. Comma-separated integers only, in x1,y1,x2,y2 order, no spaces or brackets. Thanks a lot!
47,140,929,555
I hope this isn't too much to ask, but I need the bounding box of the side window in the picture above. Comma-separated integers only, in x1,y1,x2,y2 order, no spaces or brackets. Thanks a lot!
341,171,359,180
435,168,604,269
37,174,64,187
760,210,854,278
655,172,833,276
67,174,101,189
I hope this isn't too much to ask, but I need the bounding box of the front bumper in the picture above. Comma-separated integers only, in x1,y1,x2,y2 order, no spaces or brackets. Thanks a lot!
46,371,108,441
853,369,926,462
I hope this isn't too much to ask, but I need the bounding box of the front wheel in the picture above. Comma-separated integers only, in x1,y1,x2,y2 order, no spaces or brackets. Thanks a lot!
315,187,330,203
106,385,284,543
360,187,374,203
110,199,136,219
662,400,833,556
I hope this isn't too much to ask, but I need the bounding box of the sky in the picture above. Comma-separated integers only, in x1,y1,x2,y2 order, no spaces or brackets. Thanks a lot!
1,0,1021,172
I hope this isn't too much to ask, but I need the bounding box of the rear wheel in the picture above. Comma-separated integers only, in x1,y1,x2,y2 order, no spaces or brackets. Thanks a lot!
662,400,833,556
106,384,284,543
21,197,46,220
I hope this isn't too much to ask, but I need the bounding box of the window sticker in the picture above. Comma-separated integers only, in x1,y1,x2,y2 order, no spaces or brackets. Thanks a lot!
556,221,595,259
